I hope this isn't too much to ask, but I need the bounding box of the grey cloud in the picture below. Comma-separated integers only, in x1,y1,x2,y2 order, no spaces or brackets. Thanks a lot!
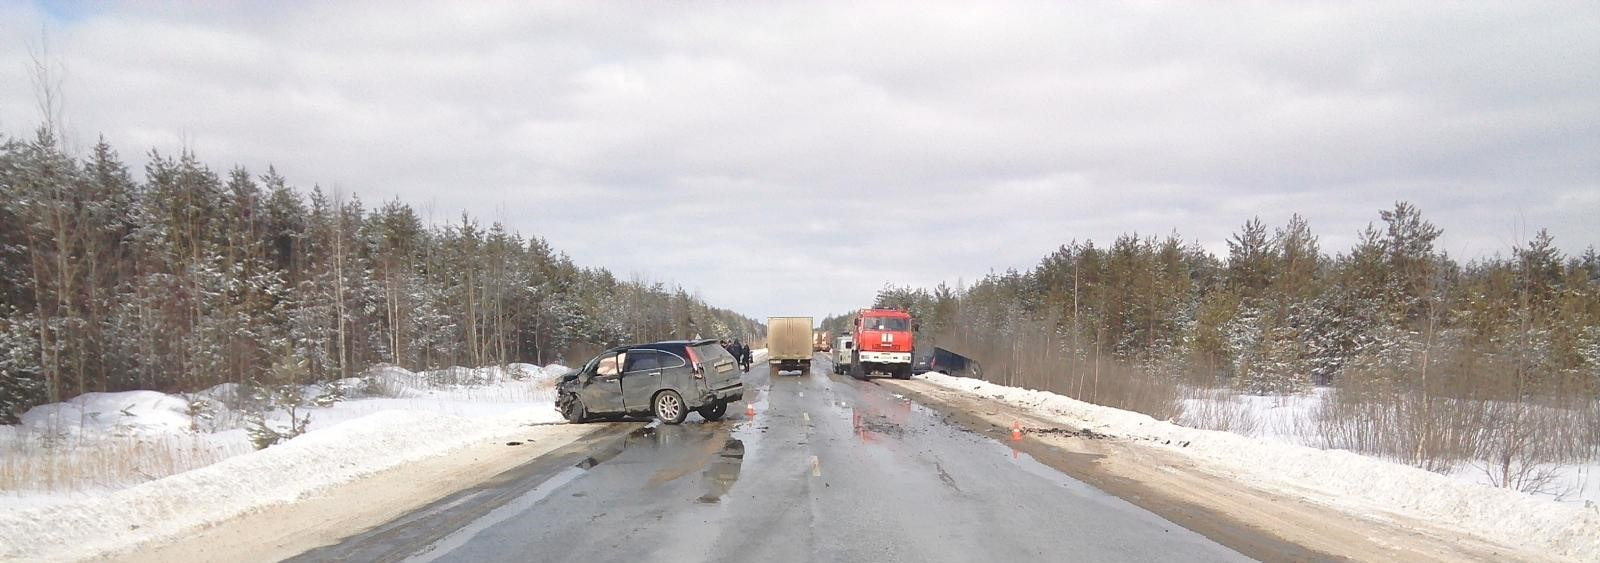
2,1,1597,319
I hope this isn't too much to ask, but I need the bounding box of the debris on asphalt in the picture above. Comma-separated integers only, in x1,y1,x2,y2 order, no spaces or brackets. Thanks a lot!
1024,426,1108,440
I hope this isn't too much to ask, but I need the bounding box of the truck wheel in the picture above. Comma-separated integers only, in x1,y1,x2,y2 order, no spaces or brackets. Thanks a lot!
850,351,866,380
893,366,912,380
799,360,810,375
653,390,688,425
698,401,728,421
770,364,781,378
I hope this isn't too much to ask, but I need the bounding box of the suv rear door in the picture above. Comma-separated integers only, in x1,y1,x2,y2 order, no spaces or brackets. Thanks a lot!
690,342,741,392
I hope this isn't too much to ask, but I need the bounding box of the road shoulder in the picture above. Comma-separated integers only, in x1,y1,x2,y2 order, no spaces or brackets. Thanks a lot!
879,377,1549,563
110,423,609,563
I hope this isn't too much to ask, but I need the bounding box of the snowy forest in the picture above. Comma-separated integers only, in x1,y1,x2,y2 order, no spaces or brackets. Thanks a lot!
827,204,1600,487
0,127,762,423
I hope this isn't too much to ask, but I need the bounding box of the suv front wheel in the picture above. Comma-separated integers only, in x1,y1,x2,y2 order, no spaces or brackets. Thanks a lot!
654,390,688,425
559,393,588,423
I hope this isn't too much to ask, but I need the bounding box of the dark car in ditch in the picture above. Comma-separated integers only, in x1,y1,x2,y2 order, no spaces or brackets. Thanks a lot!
556,339,745,424
914,346,982,378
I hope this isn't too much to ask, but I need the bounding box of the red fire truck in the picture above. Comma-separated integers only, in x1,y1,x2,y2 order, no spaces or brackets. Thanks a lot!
848,308,915,380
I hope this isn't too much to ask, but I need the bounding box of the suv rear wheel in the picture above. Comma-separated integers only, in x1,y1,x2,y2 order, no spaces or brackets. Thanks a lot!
654,390,688,425
698,401,727,421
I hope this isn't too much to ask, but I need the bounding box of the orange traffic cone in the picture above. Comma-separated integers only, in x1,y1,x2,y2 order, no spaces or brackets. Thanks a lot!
746,402,757,417
1010,420,1023,442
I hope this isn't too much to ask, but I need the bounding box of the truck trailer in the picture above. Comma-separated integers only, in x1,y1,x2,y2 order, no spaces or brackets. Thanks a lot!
814,330,832,352
766,316,814,376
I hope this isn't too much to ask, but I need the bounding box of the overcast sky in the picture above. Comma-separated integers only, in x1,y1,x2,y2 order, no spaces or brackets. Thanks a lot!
2,1,1597,320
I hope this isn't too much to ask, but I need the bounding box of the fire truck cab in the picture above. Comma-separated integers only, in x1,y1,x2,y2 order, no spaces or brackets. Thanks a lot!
849,309,915,380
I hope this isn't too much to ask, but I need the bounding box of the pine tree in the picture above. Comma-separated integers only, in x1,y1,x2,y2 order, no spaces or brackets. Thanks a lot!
0,305,44,423
0,124,768,417
1226,217,1274,300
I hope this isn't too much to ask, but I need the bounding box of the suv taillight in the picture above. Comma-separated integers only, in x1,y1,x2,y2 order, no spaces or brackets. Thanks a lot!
685,346,703,378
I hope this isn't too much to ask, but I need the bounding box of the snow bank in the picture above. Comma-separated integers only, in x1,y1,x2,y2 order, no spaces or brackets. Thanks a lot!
11,362,571,442
1181,387,1600,507
0,406,560,561
370,362,566,390
20,391,198,438
1,363,569,514
917,372,1600,561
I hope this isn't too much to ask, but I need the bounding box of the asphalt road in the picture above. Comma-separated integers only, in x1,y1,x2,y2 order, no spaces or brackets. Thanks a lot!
292,357,1250,563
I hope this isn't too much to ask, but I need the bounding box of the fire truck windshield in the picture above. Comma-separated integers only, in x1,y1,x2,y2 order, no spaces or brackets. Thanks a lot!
862,317,910,331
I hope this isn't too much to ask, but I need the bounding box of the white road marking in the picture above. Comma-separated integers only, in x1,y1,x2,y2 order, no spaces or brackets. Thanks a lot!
810,455,822,477
798,392,804,398
802,412,811,423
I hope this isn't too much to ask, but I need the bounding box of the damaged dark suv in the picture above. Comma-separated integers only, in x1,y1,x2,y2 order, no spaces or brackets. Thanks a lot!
556,339,745,424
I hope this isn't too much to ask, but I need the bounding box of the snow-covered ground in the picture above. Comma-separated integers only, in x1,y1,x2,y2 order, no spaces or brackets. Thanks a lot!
1178,387,1600,507
918,372,1600,562
0,362,572,561
0,363,568,511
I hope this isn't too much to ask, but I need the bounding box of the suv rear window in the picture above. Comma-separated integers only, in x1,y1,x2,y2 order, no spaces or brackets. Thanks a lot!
691,343,733,364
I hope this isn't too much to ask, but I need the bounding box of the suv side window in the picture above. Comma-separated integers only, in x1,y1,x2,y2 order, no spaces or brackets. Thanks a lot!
624,351,660,373
658,351,687,369
597,352,625,376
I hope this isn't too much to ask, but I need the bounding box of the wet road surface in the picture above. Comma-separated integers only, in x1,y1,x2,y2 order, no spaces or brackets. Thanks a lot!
292,358,1250,563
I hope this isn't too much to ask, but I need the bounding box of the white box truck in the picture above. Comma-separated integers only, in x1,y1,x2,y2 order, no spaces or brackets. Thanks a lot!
767,316,814,376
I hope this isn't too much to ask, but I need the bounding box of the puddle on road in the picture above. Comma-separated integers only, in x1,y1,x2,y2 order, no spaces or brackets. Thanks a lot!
608,420,751,505
845,392,920,444
646,423,731,488
407,421,752,561
576,425,658,469
696,438,746,503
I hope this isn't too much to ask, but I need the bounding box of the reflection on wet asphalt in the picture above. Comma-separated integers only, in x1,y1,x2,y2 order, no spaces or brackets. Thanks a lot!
306,359,1251,563
698,439,745,504
576,426,656,469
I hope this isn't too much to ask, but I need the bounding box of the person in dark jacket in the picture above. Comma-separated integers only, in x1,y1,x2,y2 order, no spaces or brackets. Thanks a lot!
732,339,751,372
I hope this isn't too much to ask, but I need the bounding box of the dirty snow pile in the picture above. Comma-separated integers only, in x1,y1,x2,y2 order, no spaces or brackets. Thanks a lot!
0,363,571,560
916,372,1600,561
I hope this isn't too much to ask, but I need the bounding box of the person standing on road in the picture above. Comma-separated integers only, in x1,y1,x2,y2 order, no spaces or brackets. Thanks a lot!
734,339,752,372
